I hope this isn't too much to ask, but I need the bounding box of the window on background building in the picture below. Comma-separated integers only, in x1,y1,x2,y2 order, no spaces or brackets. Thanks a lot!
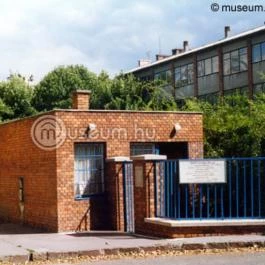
253,44,261,62
175,68,181,85
181,65,188,82
130,143,157,156
154,73,160,80
187,64,193,84
212,56,219,73
197,61,205,77
175,63,193,87
160,71,167,81
205,58,212,75
231,50,240,73
154,70,172,84
223,53,231,75
197,56,219,77
74,143,104,198
166,70,172,83
223,47,248,75
252,42,265,63
262,43,265,61
240,48,248,71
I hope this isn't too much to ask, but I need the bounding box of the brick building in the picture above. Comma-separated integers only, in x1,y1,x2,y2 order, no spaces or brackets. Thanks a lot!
0,91,203,232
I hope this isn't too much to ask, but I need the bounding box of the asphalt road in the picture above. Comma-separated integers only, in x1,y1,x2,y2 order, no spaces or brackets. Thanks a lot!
57,251,265,265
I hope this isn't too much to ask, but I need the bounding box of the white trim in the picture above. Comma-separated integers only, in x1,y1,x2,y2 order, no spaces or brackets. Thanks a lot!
145,217,265,227
106,156,131,162
131,154,167,161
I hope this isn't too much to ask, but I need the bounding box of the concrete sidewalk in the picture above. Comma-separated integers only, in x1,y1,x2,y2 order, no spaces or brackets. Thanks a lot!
1,223,265,263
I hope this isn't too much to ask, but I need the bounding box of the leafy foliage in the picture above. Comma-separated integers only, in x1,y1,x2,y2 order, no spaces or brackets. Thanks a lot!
181,94,265,158
32,65,98,111
93,74,177,111
32,66,177,111
0,74,35,120
0,99,12,122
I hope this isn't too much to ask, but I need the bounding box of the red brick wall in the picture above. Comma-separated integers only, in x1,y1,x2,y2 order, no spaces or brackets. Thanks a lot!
0,116,58,231
105,162,125,231
134,161,155,234
0,110,203,232
56,110,203,232
135,222,265,238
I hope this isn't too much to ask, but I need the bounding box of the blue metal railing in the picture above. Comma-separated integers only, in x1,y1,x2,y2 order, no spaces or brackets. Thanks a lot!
122,161,135,232
154,158,265,220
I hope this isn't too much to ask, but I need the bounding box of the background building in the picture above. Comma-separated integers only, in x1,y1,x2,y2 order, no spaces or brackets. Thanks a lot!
126,25,265,103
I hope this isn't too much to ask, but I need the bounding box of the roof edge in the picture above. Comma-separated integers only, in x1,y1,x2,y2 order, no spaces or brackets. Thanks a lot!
0,109,203,127
125,24,265,74
53,108,203,114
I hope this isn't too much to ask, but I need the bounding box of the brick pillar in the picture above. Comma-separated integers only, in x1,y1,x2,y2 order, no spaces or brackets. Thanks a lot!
132,155,167,235
105,157,131,231
188,141,204,159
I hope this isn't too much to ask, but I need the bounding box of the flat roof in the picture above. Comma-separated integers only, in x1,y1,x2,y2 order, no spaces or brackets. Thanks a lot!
0,109,202,126
126,24,265,74
53,109,202,114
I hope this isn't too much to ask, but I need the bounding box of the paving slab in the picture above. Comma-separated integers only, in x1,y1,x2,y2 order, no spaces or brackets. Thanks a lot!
1,223,265,262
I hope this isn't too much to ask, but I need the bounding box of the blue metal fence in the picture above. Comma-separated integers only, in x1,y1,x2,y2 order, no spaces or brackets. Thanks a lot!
122,161,135,232
154,158,265,220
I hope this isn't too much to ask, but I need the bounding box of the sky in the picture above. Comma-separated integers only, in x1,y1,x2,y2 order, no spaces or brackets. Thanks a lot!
1,0,265,82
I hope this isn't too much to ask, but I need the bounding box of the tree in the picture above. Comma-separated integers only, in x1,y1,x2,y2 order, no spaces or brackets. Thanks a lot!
32,67,177,112
0,74,35,120
93,73,177,111
0,99,13,121
32,65,98,111
181,94,265,158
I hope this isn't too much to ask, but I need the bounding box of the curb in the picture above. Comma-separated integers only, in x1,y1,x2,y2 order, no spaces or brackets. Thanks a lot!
2,241,265,263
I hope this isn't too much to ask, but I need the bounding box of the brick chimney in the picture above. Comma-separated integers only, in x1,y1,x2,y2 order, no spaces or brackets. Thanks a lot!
138,59,152,67
72,90,91,110
172,48,184,55
155,54,170,61
224,26,231,38
183,41,189,52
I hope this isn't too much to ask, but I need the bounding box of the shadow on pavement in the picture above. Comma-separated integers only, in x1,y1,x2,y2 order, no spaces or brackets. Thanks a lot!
67,231,162,240
0,222,161,240
0,222,46,235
